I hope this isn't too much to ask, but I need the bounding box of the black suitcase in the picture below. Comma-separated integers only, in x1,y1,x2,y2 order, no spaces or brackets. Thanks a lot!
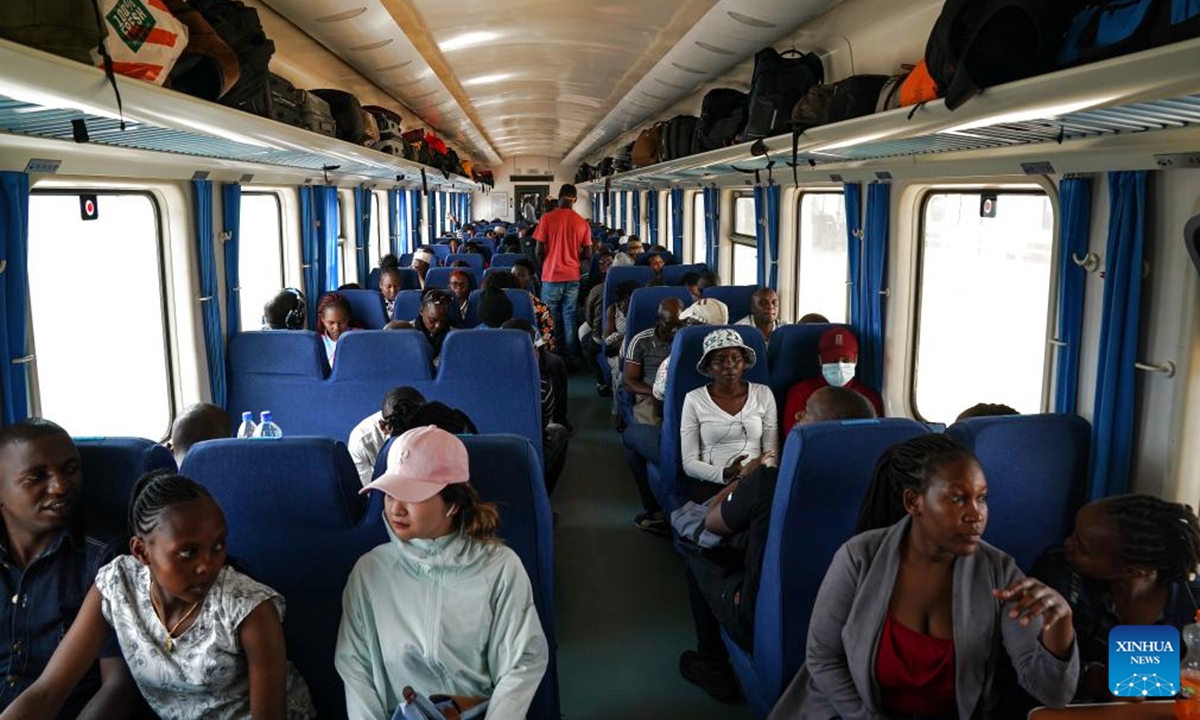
660,115,698,162
311,89,369,144
743,48,823,140
694,88,749,153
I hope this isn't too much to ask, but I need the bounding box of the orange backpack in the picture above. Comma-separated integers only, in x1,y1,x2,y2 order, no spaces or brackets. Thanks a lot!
899,60,940,107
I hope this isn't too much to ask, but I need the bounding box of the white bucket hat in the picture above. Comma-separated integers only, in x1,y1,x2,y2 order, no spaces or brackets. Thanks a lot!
696,328,756,376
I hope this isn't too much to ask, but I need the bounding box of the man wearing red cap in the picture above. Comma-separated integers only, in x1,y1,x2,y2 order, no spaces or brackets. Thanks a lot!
781,327,884,435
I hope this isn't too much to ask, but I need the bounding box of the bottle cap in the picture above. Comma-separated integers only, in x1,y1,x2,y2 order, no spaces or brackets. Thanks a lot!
261,411,272,421
242,411,253,421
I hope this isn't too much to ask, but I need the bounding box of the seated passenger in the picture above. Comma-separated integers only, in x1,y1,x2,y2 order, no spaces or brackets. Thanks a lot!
603,281,639,424
681,272,702,302
378,256,403,318
166,403,231,467
336,427,549,719
696,271,720,295
1031,495,1200,702
957,402,1019,421
409,249,435,288
581,251,615,393
511,258,541,298
406,402,477,436
503,319,571,496
782,327,884,436
317,292,356,367
412,291,453,366
735,288,786,345
679,388,876,701
337,283,362,291
347,387,428,486
646,252,666,282
798,312,830,324
485,270,556,352
262,288,306,330
616,238,644,265
681,329,778,503
624,297,686,427
771,435,1077,719
2,470,316,720
477,285,515,329
0,420,136,719
448,270,472,319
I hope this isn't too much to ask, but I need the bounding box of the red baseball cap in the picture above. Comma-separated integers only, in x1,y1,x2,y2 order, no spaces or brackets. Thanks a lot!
818,328,859,363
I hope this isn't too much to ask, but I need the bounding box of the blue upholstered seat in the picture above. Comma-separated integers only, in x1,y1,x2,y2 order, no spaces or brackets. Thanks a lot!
702,285,758,324
338,289,389,330
663,263,707,285
74,437,177,539
726,418,927,717
464,289,537,327
490,253,524,269
947,413,1091,571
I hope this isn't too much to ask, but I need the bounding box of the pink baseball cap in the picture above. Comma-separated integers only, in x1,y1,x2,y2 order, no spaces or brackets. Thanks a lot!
360,426,469,502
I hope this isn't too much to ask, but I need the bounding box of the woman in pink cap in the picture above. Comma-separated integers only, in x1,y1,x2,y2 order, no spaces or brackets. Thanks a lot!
335,426,549,720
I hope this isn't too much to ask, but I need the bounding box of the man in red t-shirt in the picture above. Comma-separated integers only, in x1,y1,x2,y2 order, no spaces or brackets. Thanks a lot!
534,184,593,358
781,327,884,436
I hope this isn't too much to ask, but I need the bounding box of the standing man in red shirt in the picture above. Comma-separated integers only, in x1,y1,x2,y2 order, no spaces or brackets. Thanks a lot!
534,184,593,360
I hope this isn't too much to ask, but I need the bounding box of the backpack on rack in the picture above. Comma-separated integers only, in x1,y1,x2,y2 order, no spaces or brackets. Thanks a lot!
925,0,1090,110
790,75,890,176
188,0,274,113
660,115,699,162
575,163,596,184
875,72,909,113
359,109,380,147
364,106,404,144
423,133,448,169
743,47,824,140
164,0,240,100
268,73,336,137
311,89,368,144
616,142,634,173
599,157,616,177
632,123,665,167
0,0,106,65
1058,0,1200,68
461,159,474,179
694,89,750,153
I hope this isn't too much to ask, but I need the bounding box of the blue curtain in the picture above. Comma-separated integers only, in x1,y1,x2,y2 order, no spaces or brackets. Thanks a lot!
315,186,339,293
609,191,617,229
671,187,685,259
632,192,641,239
1089,171,1148,500
844,184,864,328
619,192,628,232
353,186,371,286
191,180,226,407
427,192,437,241
1054,177,1094,414
0,172,30,424
704,186,720,273
592,194,599,222
387,189,401,257
409,189,422,248
859,182,890,391
648,192,659,246
765,183,781,290
753,184,767,287
300,186,319,327
221,183,242,336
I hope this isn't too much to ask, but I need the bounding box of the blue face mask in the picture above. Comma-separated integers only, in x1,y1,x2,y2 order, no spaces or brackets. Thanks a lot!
822,362,856,387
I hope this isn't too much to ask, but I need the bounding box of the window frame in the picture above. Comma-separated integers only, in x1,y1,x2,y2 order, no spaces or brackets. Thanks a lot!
691,191,708,266
27,189,176,437
794,190,849,322
909,187,1056,423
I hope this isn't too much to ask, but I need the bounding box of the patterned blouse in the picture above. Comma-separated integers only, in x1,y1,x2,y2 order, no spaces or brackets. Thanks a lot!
95,556,316,720
529,293,557,353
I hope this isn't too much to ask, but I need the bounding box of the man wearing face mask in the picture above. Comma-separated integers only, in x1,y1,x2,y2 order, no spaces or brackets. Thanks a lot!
781,327,884,436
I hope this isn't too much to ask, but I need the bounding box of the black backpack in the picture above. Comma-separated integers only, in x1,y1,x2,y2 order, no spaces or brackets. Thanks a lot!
616,142,634,173
1058,0,1200,68
792,75,891,133
188,0,274,113
925,0,1090,110
599,157,616,177
574,163,595,184
311,89,369,144
743,48,824,140
660,115,699,162
694,88,749,153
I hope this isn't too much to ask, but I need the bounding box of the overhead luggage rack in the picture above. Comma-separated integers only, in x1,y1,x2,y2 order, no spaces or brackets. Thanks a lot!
0,39,474,187
582,36,1200,187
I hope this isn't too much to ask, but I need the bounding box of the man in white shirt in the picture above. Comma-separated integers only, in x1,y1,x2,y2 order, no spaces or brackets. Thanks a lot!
735,287,786,345
347,386,426,485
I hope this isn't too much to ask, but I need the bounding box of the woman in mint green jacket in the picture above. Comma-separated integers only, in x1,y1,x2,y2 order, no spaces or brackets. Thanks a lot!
335,426,549,720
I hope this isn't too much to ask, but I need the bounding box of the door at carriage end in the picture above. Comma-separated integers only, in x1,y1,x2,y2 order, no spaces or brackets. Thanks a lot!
515,185,550,223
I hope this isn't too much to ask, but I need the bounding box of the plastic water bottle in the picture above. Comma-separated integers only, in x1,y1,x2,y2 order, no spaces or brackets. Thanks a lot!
255,411,283,439
1177,610,1200,719
236,412,257,439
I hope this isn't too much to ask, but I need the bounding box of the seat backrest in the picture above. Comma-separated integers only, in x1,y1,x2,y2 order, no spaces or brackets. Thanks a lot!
765,323,848,409
327,330,434,383
428,244,452,263
490,253,524,269
659,325,770,509
622,286,693,355
445,253,484,273
702,285,758,323
338,289,389,329
465,289,537,327
399,252,414,267
227,332,329,433
663,263,707,285
753,418,927,711
180,438,385,720
75,437,177,539
377,267,422,291
602,266,654,323
947,414,1090,570
425,267,482,292
367,267,381,290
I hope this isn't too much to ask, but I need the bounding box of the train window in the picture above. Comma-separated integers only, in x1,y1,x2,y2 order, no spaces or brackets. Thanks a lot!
914,190,1055,423
664,191,674,244
692,193,707,265
369,192,384,270
731,193,757,285
27,192,172,438
796,192,848,322
238,192,285,331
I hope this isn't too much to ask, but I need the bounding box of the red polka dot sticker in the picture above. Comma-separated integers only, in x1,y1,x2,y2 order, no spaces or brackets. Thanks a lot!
79,194,99,221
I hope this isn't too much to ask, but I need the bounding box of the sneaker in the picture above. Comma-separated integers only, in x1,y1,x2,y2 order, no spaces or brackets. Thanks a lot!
634,511,670,537
678,650,742,704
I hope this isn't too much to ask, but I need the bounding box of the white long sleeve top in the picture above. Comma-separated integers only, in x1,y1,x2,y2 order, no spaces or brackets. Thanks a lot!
680,382,779,485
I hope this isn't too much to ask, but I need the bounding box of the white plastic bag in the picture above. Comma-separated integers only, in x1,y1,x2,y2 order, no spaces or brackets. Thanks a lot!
90,0,187,85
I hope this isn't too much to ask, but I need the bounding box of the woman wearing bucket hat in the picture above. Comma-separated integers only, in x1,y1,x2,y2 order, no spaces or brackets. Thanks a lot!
680,328,779,503
335,426,549,720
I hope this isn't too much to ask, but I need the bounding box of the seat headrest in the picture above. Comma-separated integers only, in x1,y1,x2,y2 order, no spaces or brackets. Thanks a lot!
328,330,434,382
229,331,328,378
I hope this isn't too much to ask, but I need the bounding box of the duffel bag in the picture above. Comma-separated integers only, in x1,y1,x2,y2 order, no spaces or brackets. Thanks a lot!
632,123,664,167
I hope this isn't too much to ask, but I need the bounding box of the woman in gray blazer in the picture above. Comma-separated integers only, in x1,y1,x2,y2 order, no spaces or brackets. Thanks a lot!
771,435,1078,719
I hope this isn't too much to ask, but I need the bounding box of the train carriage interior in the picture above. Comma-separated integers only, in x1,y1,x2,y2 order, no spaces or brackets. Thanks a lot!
0,0,1199,718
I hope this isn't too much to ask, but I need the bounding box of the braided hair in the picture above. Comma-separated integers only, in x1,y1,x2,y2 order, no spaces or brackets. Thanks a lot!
1101,494,1200,583
127,469,215,537
856,434,977,533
